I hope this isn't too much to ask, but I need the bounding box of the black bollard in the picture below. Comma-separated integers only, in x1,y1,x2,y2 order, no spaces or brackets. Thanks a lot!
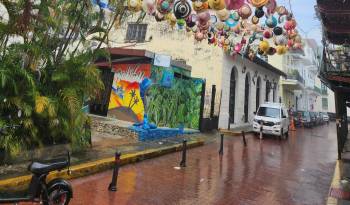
259,122,263,140
242,131,247,146
108,152,121,192
180,139,187,167
219,134,224,155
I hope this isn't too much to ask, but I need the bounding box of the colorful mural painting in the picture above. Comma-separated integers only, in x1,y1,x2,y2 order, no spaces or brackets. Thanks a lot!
147,66,203,129
108,64,151,123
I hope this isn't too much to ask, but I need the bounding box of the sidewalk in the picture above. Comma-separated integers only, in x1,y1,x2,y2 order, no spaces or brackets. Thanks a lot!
0,131,219,191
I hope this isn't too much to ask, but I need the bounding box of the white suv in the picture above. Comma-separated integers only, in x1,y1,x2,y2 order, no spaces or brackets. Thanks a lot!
253,103,289,137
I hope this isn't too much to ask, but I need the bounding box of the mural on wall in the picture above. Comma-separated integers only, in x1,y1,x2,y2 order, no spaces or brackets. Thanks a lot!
108,64,151,123
147,66,203,129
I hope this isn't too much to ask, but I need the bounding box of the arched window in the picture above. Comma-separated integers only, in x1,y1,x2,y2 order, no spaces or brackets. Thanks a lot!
229,67,237,123
256,77,261,111
244,73,251,123
265,80,270,102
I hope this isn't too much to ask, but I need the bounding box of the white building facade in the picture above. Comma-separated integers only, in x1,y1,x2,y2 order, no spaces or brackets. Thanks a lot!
219,54,285,129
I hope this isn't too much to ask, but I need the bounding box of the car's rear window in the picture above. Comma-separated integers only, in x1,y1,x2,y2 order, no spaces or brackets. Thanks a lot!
257,107,280,118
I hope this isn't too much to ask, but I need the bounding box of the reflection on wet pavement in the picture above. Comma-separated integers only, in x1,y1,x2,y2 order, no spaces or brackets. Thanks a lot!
69,124,336,205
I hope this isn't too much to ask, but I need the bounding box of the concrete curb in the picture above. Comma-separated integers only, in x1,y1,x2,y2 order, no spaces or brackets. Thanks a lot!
219,129,254,137
327,160,341,205
0,139,204,191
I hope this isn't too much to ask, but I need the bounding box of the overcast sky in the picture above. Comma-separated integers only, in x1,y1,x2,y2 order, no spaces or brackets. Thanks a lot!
277,0,322,45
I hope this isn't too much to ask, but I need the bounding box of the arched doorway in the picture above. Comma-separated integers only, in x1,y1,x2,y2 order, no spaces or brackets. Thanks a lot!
265,80,270,102
229,67,236,123
256,77,261,111
244,73,250,123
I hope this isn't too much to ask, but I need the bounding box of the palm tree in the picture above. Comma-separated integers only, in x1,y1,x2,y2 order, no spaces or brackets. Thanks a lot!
0,0,130,158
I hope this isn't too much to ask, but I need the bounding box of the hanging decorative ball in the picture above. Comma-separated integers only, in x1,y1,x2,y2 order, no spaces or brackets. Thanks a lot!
216,8,230,21
225,0,245,10
273,26,283,36
286,13,293,21
241,37,247,44
174,0,192,19
265,15,277,28
294,35,302,43
209,0,226,10
294,42,302,49
168,13,177,27
238,4,252,19
142,0,157,15
263,30,272,39
251,15,259,24
276,45,287,55
255,7,265,18
186,14,197,28
198,22,210,31
250,0,268,8
259,40,270,53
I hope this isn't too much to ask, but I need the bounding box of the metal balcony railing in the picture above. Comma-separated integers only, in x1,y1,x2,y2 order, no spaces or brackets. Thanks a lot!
286,72,305,85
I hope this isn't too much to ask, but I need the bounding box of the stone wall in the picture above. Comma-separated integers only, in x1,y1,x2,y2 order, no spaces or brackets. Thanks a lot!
91,116,138,141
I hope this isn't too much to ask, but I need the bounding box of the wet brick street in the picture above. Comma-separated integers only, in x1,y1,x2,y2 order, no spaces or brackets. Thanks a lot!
63,123,337,205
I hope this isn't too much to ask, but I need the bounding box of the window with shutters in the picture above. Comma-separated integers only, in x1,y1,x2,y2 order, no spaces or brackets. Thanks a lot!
125,23,148,43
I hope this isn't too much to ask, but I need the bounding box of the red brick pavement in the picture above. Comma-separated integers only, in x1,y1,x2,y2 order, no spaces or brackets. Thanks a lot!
11,124,338,205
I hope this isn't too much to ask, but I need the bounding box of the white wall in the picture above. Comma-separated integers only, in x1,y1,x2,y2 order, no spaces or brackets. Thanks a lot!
218,54,281,129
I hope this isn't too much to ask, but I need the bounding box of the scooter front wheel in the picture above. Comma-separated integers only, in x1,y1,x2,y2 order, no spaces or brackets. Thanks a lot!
44,185,72,205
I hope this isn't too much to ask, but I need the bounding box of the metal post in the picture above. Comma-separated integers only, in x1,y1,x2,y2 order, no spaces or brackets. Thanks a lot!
259,122,263,140
242,131,247,146
279,128,283,140
108,152,121,192
180,139,187,167
219,134,224,155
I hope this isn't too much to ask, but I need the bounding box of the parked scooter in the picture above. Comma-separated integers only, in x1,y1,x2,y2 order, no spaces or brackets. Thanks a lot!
0,127,73,205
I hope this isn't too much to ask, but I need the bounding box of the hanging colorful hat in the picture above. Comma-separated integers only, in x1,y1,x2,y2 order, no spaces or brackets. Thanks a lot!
275,35,288,45
225,0,245,10
210,15,218,24
266,0,277,15
197,11,211,24
238,4,252,19
259,40,270,53
263,30,272,39
276,45,287,55
177,19,186,29
157,0,173,14
155,11,165,21
195,31,205,41
284,19,297,31
209,0,226,10
251,15,259,24
174,0,192,19
249,0,268,8
216,8,230,21
186,14,197,28
142,0,157,14
265,15,277,28
215,21,225,30
276,6,288,16
128,0,142,12
273,26,283,35
267,47,276,55
225,14,239,28
255,7,265,18
192,0,209,12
